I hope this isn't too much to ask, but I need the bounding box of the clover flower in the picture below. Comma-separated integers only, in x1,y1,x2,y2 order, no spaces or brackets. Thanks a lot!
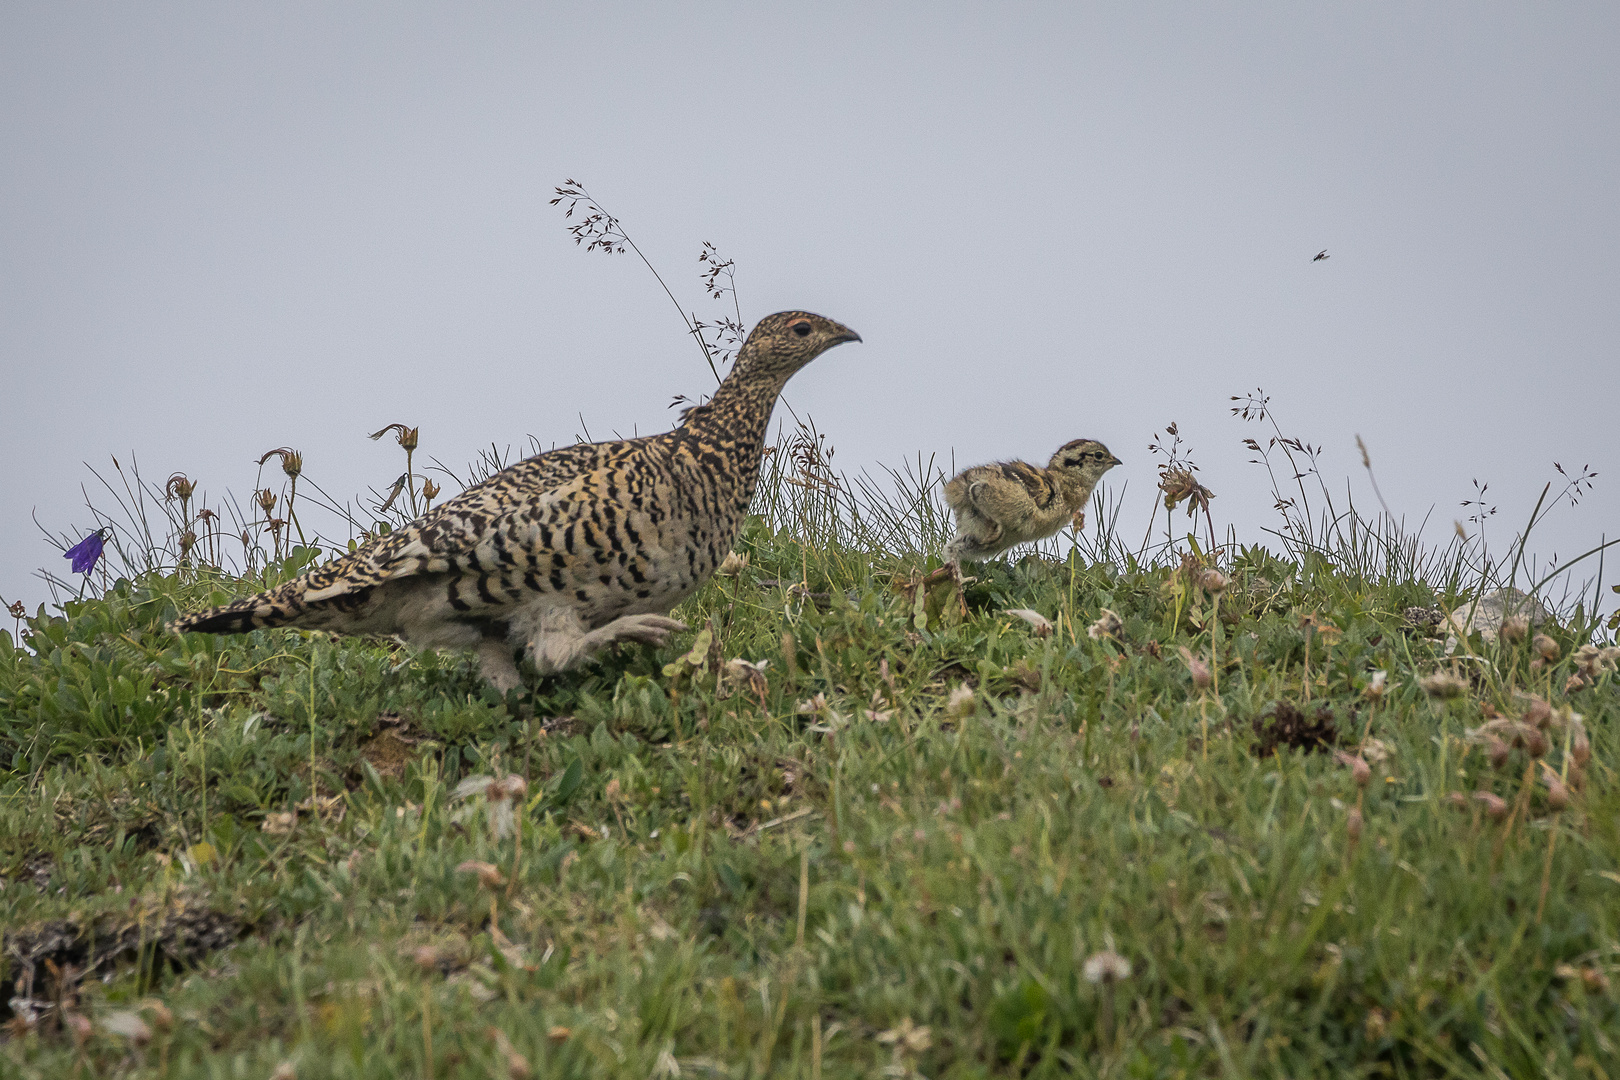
64,529,109,574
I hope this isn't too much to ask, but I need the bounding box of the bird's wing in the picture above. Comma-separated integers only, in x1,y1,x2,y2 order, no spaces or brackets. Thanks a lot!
297,442,610,604
965,467,1045,522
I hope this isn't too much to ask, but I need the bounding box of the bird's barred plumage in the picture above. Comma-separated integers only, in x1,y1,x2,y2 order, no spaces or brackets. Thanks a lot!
943,438,1121,563
173,311,861,690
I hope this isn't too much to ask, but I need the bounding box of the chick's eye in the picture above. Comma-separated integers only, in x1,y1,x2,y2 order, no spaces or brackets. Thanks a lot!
791,321,812,337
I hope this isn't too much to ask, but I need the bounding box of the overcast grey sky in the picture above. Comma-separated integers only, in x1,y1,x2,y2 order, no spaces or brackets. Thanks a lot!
3,4,1616,616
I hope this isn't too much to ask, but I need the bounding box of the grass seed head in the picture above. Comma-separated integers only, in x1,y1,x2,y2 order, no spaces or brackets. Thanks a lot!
1472,791,1509,821
258,447,303,479
1526,727,1549,758
1177,646,1213,690
1082,949,1132,984
1519,694,1553,728
1364,670,1388,700
1539,763,1571,810
1004,608,1053,637
1571,727,1591,767
164,472,196,503
1572,643,1619,678
456,860,506,890
1335,750,1372,788
1532,633,1561,662
1418,671,1469,698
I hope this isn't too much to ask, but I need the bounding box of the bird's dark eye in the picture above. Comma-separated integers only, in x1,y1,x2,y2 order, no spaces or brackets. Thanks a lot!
791,321,812,337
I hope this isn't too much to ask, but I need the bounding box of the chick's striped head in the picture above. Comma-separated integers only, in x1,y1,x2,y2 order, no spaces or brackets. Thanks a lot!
1049,439,1122,488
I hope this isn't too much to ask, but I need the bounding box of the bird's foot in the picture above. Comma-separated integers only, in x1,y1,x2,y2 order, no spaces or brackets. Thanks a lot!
476,639,525,694
596,614,688,649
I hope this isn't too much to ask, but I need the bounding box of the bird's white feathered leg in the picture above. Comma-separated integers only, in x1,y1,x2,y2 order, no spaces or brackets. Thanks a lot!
476,638,524,694
521,608,687,675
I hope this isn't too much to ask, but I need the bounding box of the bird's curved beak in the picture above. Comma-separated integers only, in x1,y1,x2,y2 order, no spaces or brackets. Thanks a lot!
829,322,862,345
1108,453,1123,466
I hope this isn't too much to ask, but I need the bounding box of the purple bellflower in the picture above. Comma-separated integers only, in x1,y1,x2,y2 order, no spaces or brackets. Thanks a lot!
64,529,109,575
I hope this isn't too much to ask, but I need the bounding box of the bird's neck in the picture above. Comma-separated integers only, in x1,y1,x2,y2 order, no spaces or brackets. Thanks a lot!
1054,474,1094,511
677,365,791,477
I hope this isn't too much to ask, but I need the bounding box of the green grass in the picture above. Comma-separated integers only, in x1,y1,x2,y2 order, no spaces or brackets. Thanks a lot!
3,502,1618,1078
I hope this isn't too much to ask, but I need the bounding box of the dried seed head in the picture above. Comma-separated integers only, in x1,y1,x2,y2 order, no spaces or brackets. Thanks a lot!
1532,633,1560,662
1418,671,1469,698
1539,764,1571,811
1335,750,1372,788
1500,614,1529,643
421,479,440,502
716,550,750,577
1444,791,1468,810
178,530,197,557
1472,791,1509,821
412,945,444,971
1572,643,1618,679
456,859,506,890
1004,608,1053,638
1177,646,1213,691
1486,736,1511,770
1087,608,1124,640
256,488,277,512
1571,728,1591,767
547,1026,571,1043
1364,670,1388,701
1565,673,1588,694
495,774,528,800
1519,694,1552,728
1358,737,1392,764
945,684,977,720
1196,568,1228,594
1082,949,1132,984
1526,728,1549,758
164,473,196,503
1345,806,1364,843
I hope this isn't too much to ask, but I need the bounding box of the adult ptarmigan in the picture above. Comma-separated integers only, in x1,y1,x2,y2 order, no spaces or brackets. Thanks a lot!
173,311,861,690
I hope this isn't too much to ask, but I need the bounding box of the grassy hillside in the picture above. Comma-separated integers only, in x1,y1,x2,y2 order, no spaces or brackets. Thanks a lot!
3,440,1618,1079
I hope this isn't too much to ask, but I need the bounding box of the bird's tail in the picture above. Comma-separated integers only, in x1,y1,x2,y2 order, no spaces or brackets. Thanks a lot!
170,579,311,636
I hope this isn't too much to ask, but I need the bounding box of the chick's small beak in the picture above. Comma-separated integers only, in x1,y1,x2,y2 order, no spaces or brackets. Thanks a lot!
829,322,862,345
1109,454,1123,466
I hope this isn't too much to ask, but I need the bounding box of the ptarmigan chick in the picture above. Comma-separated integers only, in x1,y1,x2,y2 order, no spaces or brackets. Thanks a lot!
173,311,861,691
943,439,1121,564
